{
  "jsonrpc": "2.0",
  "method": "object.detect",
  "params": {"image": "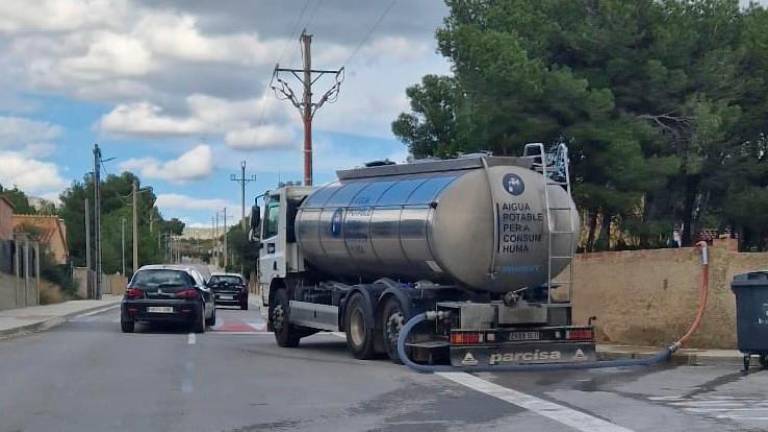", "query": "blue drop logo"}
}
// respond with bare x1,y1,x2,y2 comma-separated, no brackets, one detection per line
502,173,525,196
330,208,343,237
